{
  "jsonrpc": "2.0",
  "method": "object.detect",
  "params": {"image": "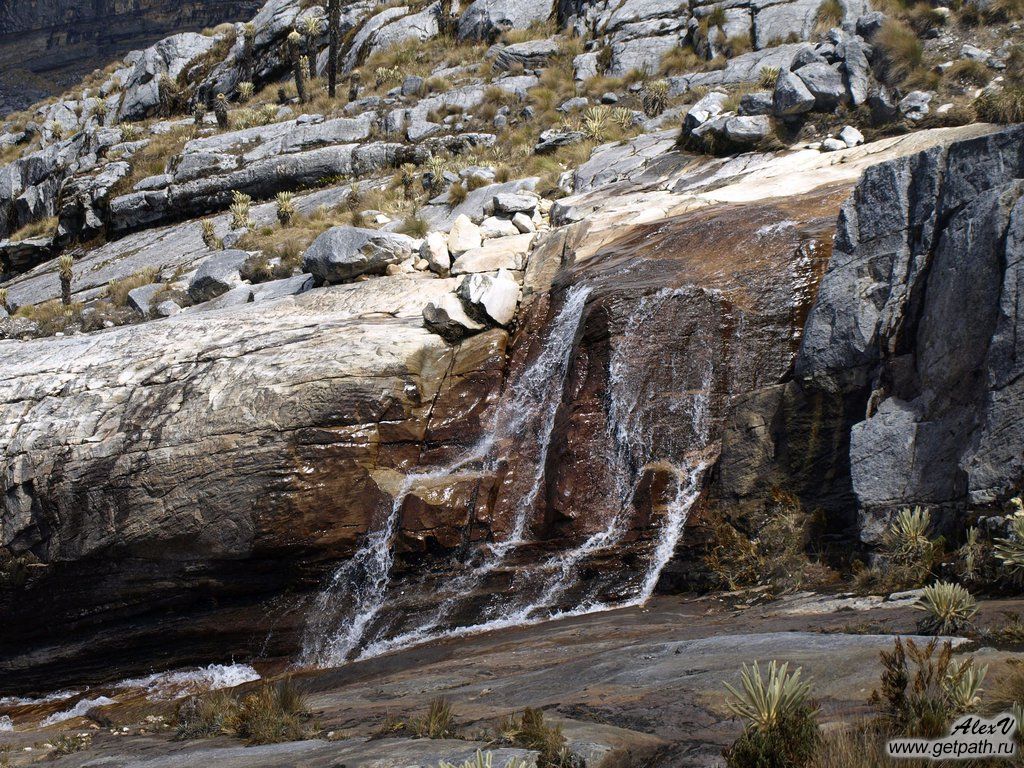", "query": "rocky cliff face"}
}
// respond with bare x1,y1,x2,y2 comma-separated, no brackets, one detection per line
0,0,262,115
0,0,1021,696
